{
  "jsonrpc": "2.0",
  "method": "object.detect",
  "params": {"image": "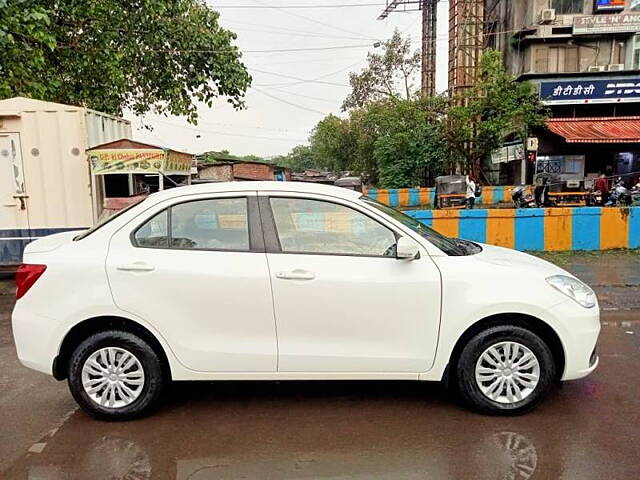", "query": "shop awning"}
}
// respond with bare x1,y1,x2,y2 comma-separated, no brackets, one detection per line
546,117,640,144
